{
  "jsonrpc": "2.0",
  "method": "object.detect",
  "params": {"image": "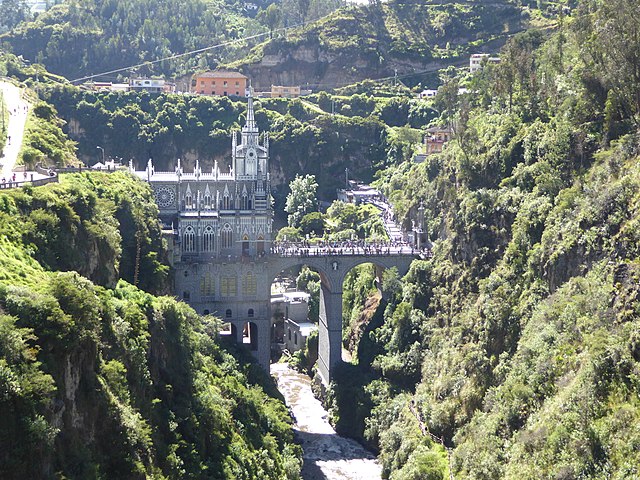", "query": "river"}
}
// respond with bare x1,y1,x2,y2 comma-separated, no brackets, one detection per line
271,363,382,480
